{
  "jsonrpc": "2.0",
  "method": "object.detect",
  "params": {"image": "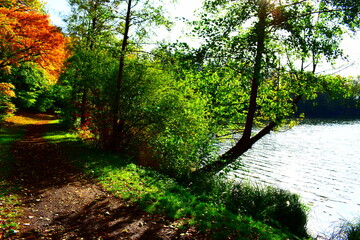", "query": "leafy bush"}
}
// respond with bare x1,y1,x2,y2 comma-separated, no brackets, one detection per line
0,63,61,113
186,175,309,238
60,50,215,179
225,182,309,238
